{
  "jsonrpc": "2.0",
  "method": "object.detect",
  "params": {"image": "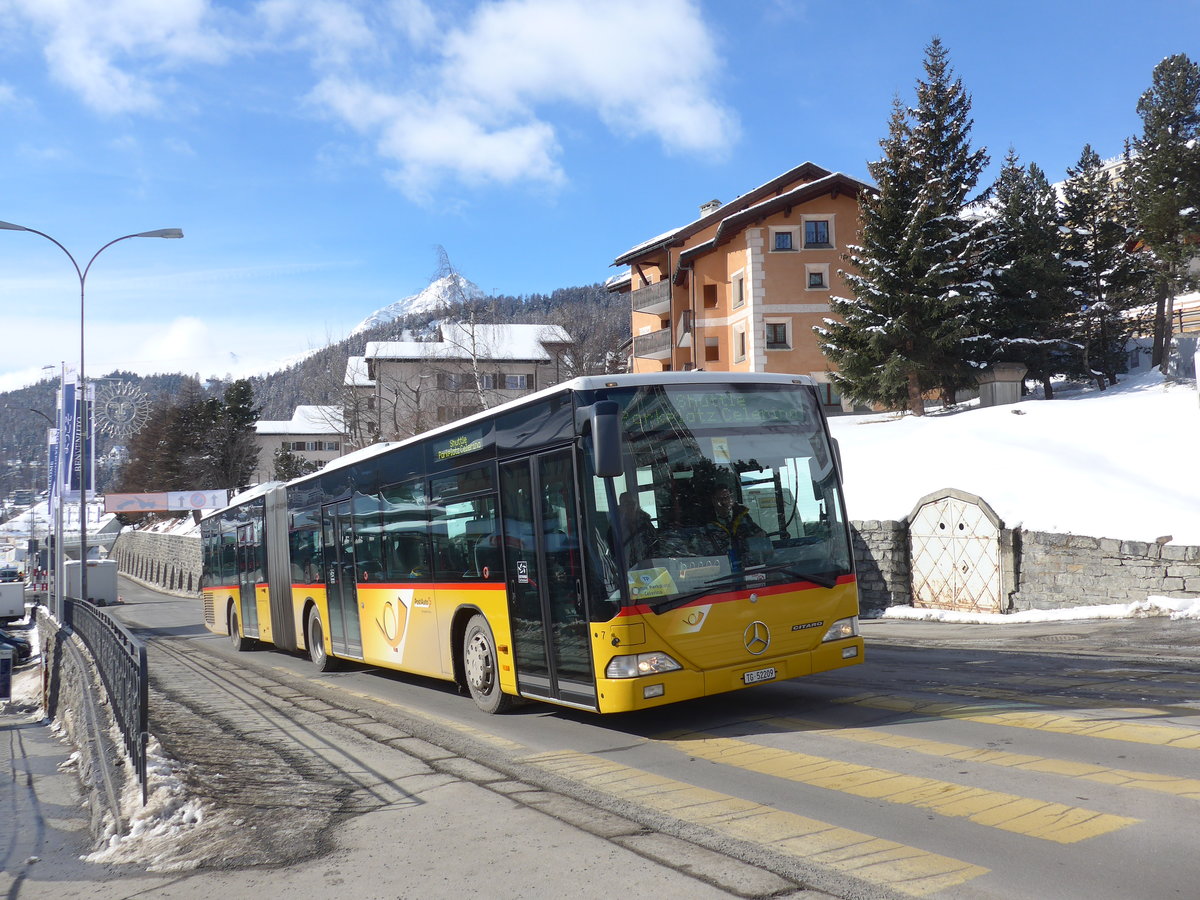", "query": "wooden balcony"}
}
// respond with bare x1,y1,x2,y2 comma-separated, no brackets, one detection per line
633,327,672,360
631,279,671,315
